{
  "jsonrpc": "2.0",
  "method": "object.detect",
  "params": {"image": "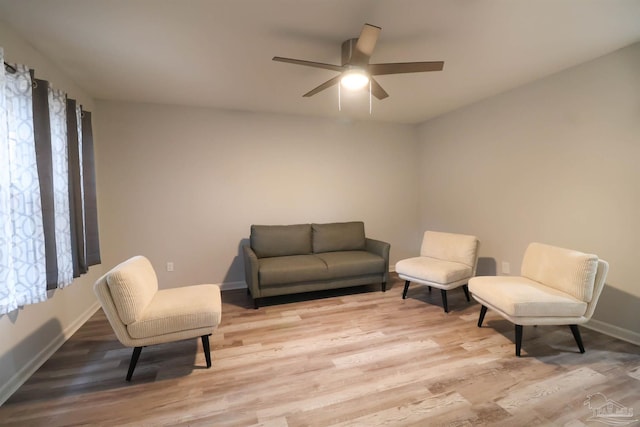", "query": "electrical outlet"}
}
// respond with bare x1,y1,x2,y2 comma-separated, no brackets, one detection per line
501,261,510,275
166,262,174,272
